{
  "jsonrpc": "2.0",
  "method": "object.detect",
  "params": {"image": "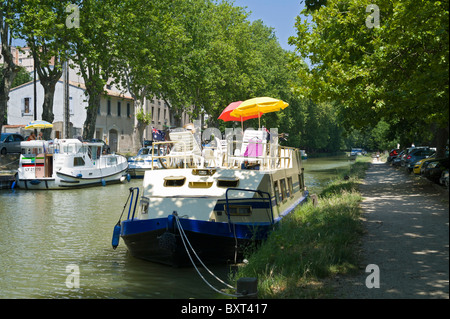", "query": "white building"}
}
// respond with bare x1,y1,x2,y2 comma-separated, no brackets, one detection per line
0,46,35,73
6,79,135,153
4,46,195,151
